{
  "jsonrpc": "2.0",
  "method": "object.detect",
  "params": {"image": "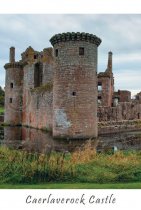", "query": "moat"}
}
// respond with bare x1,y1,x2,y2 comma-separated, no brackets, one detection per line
0,126,141,153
